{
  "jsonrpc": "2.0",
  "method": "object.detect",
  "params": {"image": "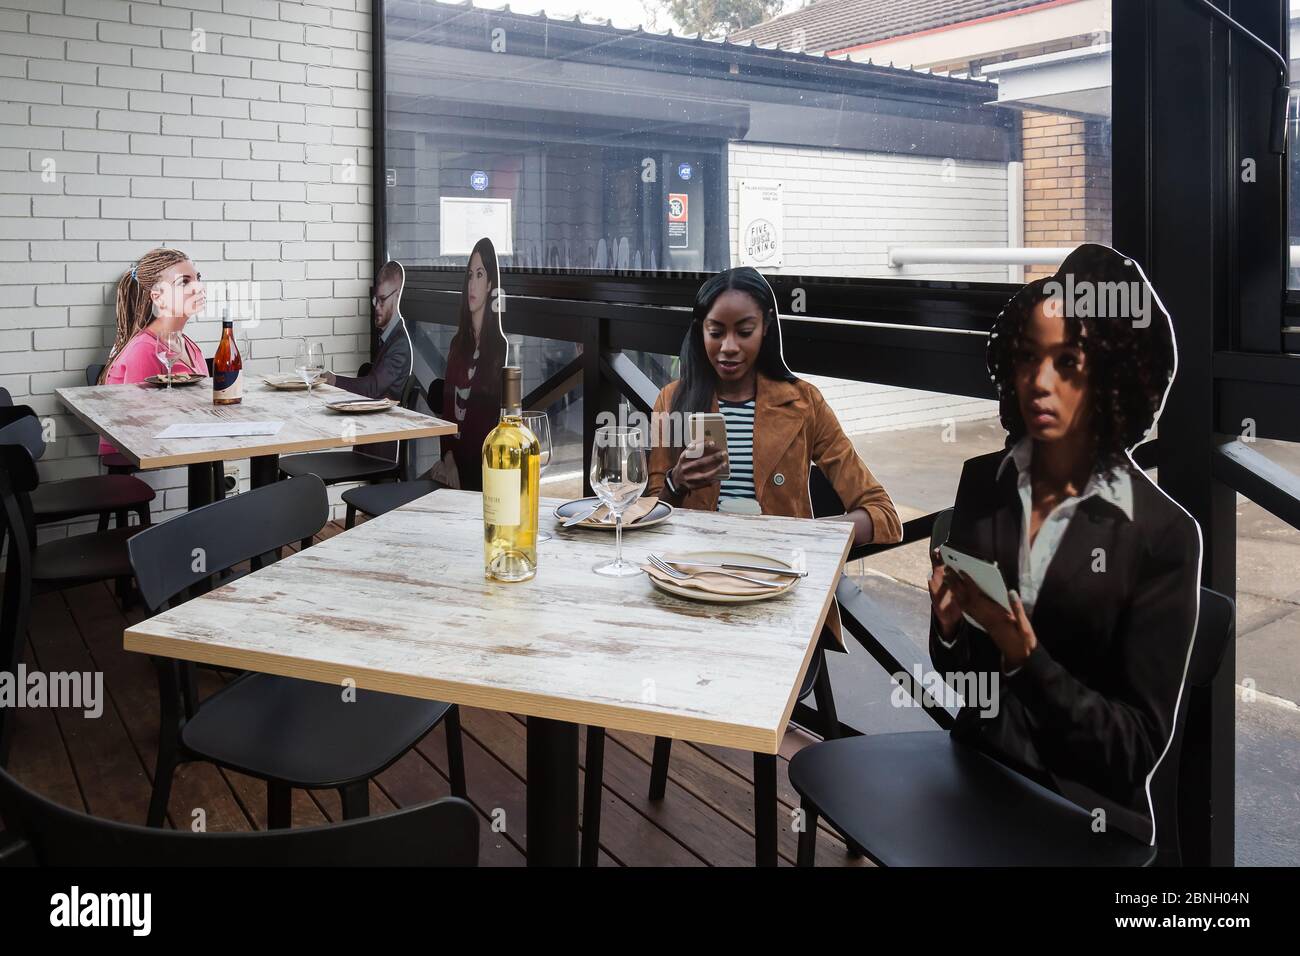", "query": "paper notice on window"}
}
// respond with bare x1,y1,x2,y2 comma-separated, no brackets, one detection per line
156,421,284,439
738,180,783,268
440,197,513,257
